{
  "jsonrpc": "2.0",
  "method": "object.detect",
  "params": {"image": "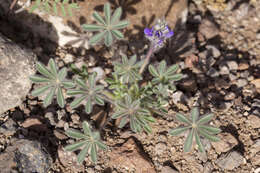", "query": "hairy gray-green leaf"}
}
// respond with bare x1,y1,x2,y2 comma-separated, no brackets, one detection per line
67,74,105,114
65,121,107,163
112,94,154,133
29,0,79,16
30,58,74,108
169,107,221,153
82,2,129,47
